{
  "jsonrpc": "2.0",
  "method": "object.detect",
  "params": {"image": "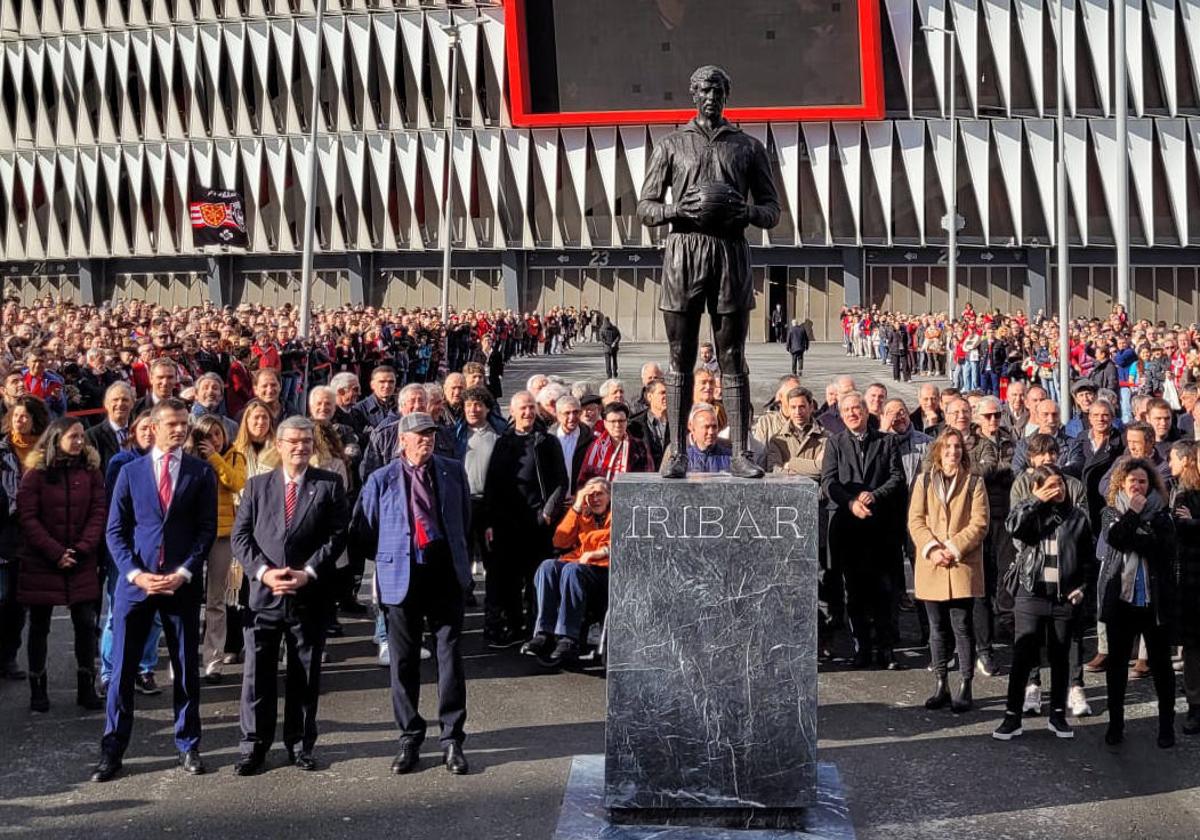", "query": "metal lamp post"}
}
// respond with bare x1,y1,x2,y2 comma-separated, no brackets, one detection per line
439,15,487,325
1055,0,1071,406
297,0,326,339
922,24,959,319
